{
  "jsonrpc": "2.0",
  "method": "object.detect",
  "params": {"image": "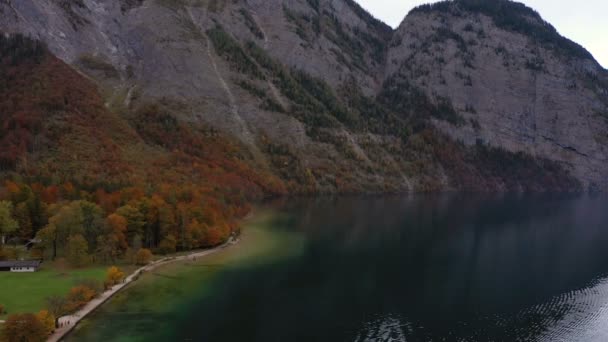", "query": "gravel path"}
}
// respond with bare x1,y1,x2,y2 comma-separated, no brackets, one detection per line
47,238,237,342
